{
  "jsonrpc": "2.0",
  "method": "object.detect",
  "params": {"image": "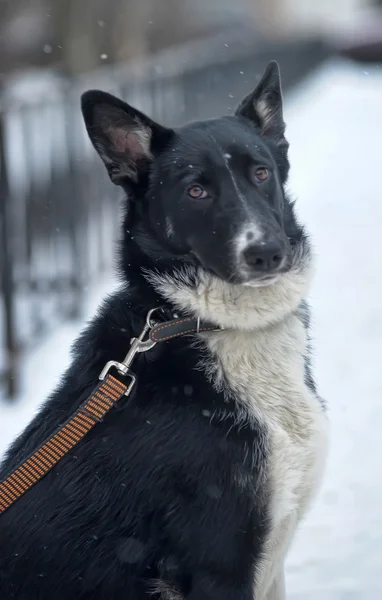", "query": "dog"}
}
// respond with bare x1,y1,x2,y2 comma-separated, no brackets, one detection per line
0,61,328,599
